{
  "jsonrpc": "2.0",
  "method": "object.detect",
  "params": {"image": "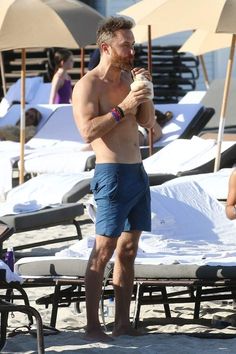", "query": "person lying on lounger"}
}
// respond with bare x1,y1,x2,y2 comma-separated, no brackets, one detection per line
138,110,173,145
0,108,42,143
226,168,236,220
138,120,162,145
